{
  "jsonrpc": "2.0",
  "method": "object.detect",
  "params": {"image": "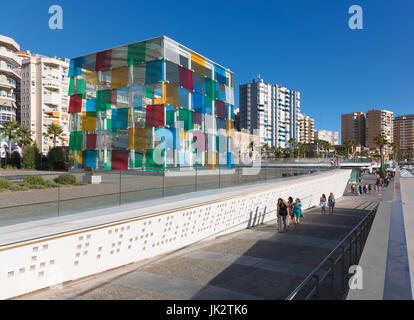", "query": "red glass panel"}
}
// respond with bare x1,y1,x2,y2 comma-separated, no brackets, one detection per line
179,66,193,91
69,94,82,113
112,150,129,170
86,134,97,150
146,104,165,128
95,50,112,72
